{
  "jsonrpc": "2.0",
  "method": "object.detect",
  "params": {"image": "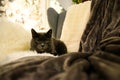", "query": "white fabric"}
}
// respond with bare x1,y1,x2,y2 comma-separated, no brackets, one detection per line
0,18,31,63
60,1,91,52
0,51,55,65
